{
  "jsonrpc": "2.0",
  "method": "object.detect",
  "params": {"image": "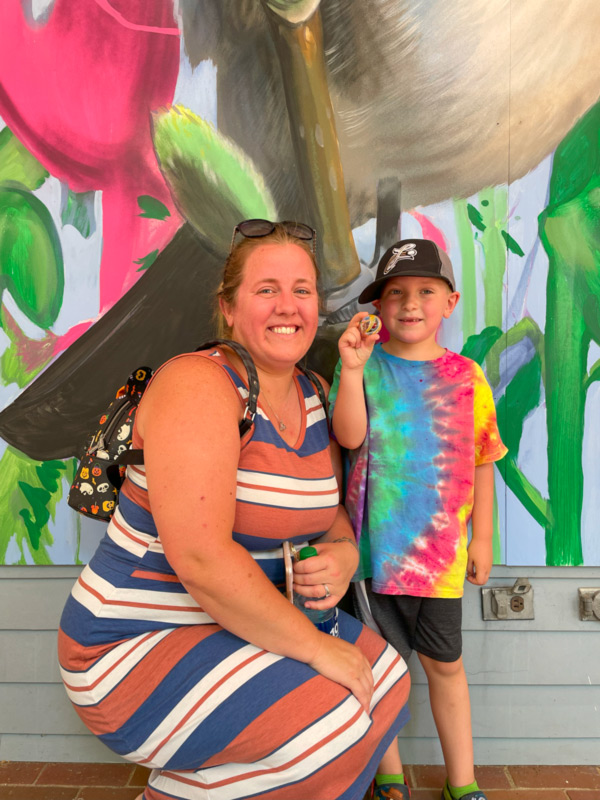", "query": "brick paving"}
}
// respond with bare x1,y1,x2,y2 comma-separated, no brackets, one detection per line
0,762,599,799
